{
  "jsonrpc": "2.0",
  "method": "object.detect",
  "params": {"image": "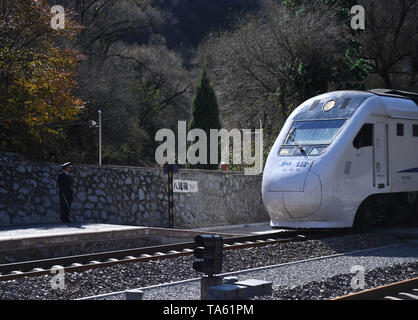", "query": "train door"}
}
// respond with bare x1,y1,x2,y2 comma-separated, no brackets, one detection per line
374,122,388,189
